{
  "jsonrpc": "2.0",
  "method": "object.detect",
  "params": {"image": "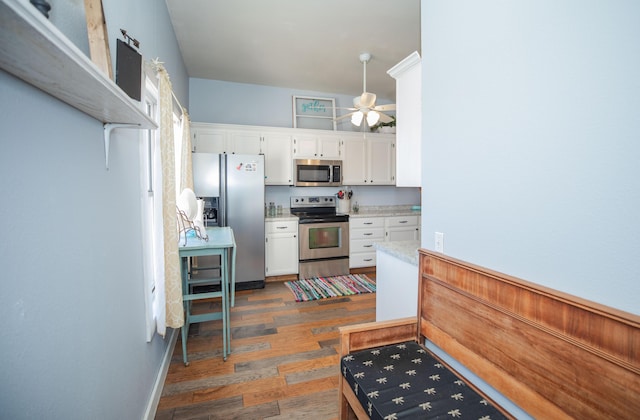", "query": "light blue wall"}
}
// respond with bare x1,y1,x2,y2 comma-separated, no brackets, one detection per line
421,0,640,315
0,1,188,418
189,78,392,130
